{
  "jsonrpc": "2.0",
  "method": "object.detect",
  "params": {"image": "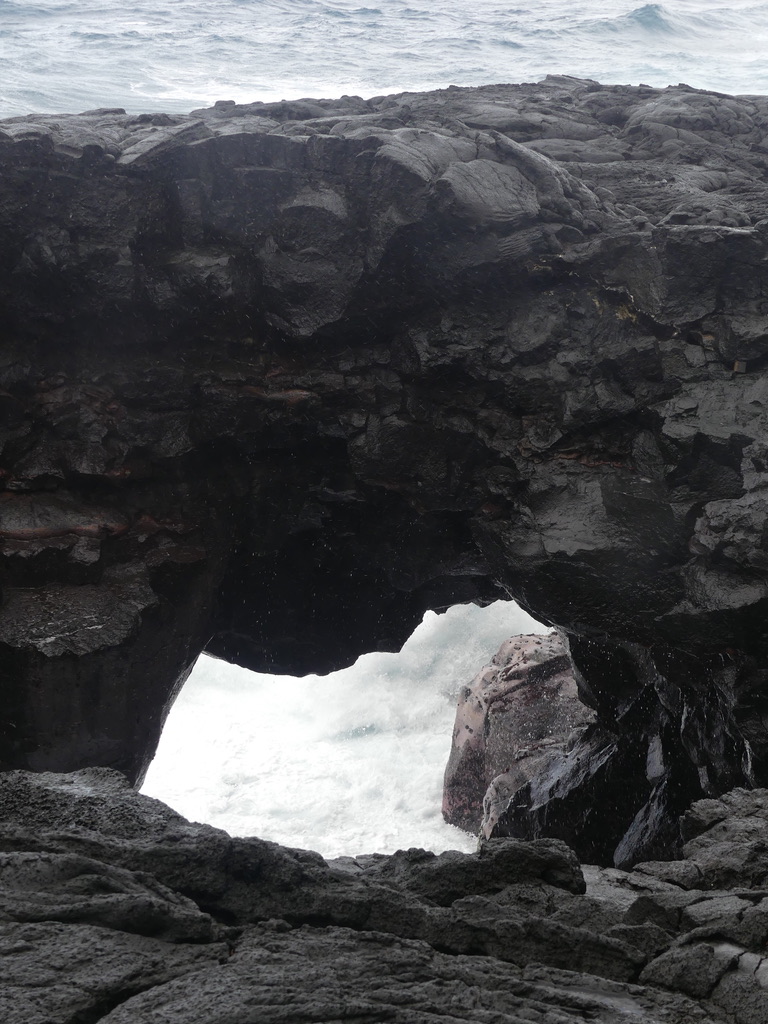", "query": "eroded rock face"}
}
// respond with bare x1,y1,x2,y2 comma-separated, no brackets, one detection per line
443,632,595,832
3,769,768,1023
4,78,768,861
